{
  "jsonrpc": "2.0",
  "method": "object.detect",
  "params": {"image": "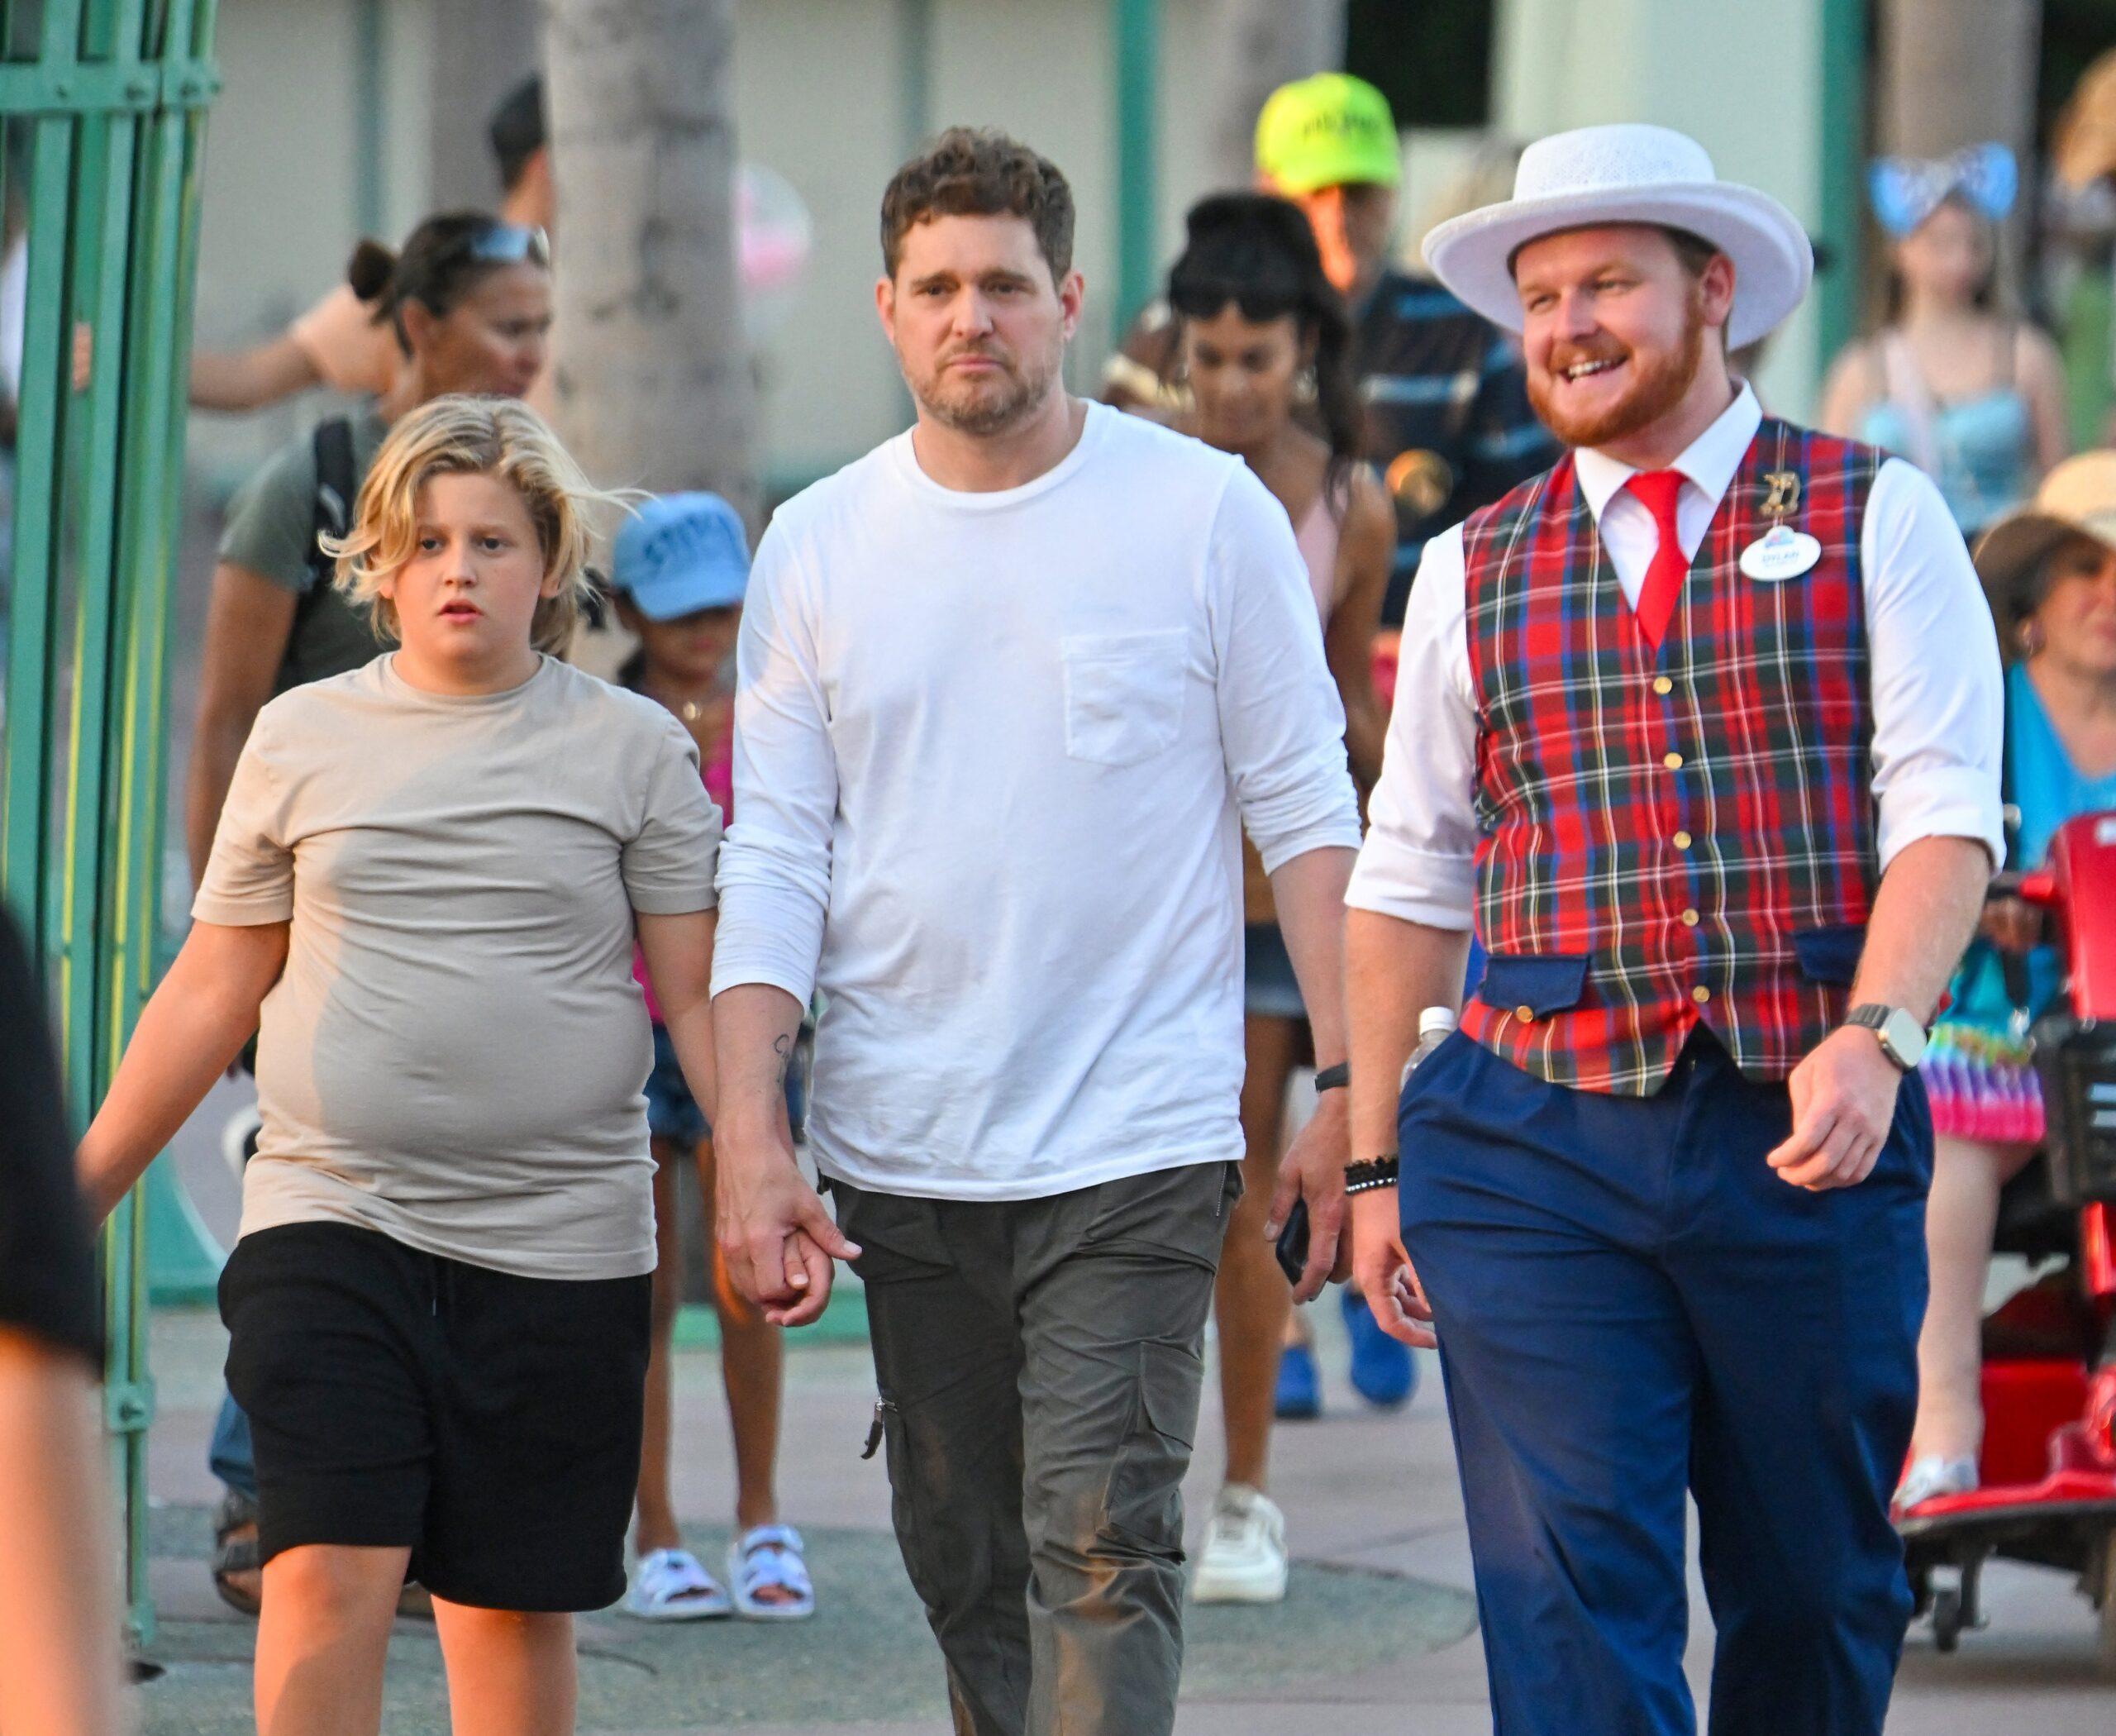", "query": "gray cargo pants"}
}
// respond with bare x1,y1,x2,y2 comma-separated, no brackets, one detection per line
833,1159,1241,1736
